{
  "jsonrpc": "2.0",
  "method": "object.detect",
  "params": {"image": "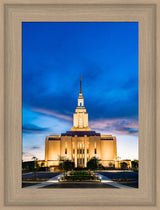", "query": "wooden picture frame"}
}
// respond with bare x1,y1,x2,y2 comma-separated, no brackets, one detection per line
0,0,159,209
